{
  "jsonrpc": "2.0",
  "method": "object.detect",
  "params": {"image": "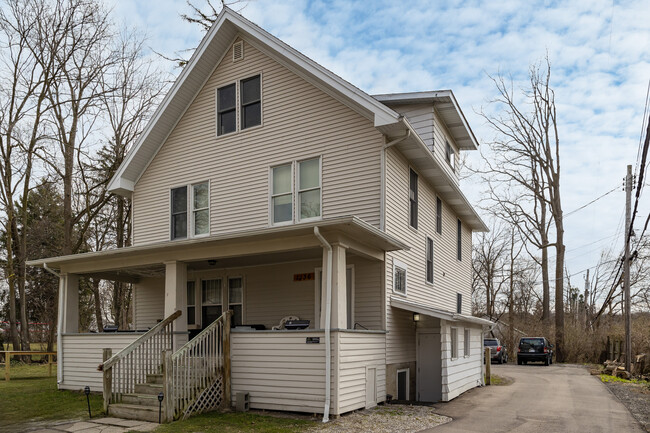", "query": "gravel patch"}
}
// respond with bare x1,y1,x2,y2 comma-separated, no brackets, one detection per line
602,379,650,432
308,405,451,433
